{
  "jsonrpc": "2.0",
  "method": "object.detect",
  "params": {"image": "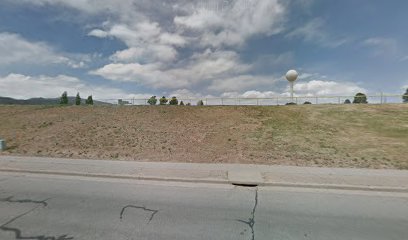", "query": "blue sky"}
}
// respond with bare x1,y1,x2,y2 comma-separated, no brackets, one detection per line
0,0,407,100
